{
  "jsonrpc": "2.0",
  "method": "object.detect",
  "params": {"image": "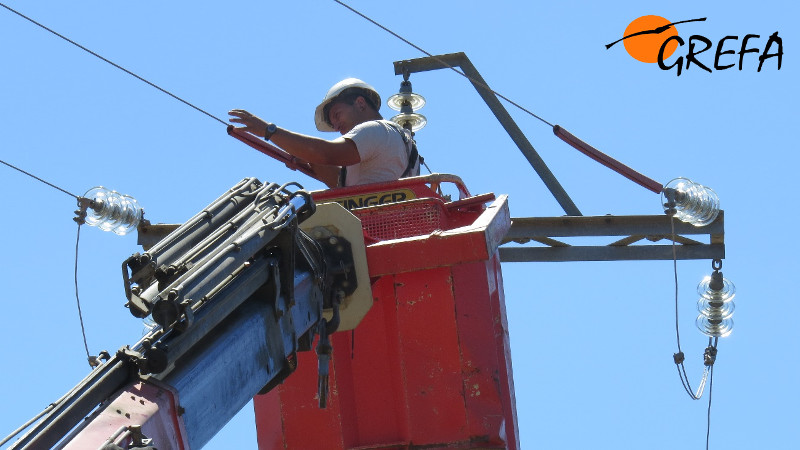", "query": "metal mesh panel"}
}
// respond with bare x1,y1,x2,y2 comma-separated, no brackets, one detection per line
355,200,447,241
